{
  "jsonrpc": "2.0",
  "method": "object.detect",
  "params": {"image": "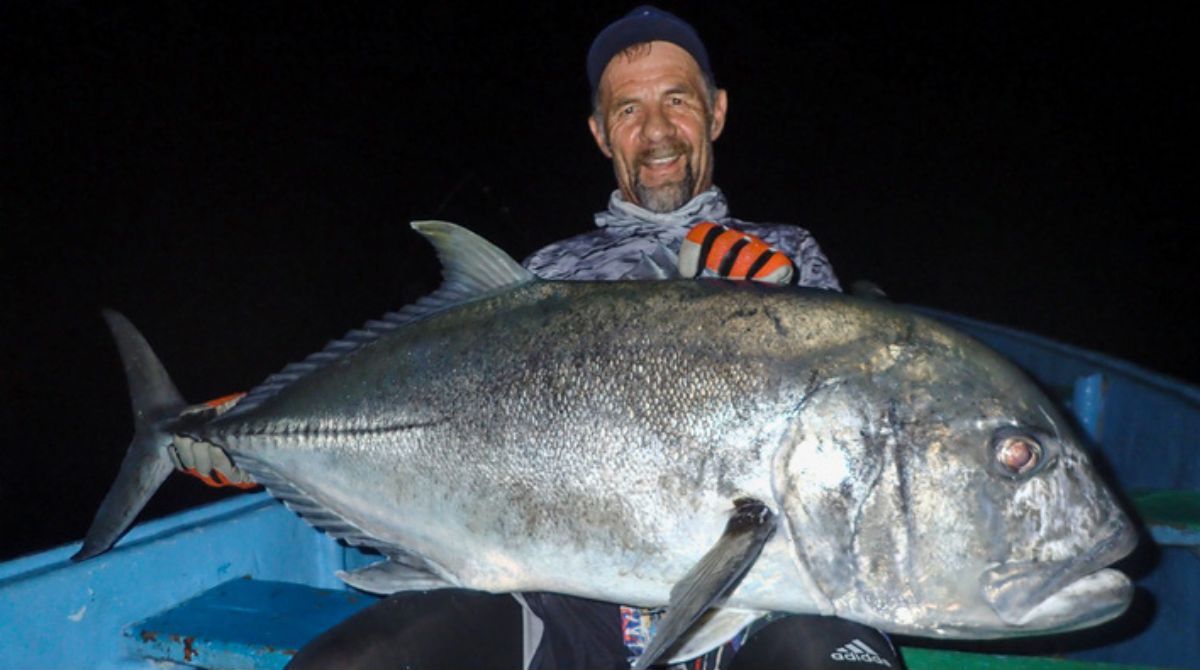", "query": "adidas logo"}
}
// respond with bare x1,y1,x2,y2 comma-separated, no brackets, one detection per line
830,639,892,666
